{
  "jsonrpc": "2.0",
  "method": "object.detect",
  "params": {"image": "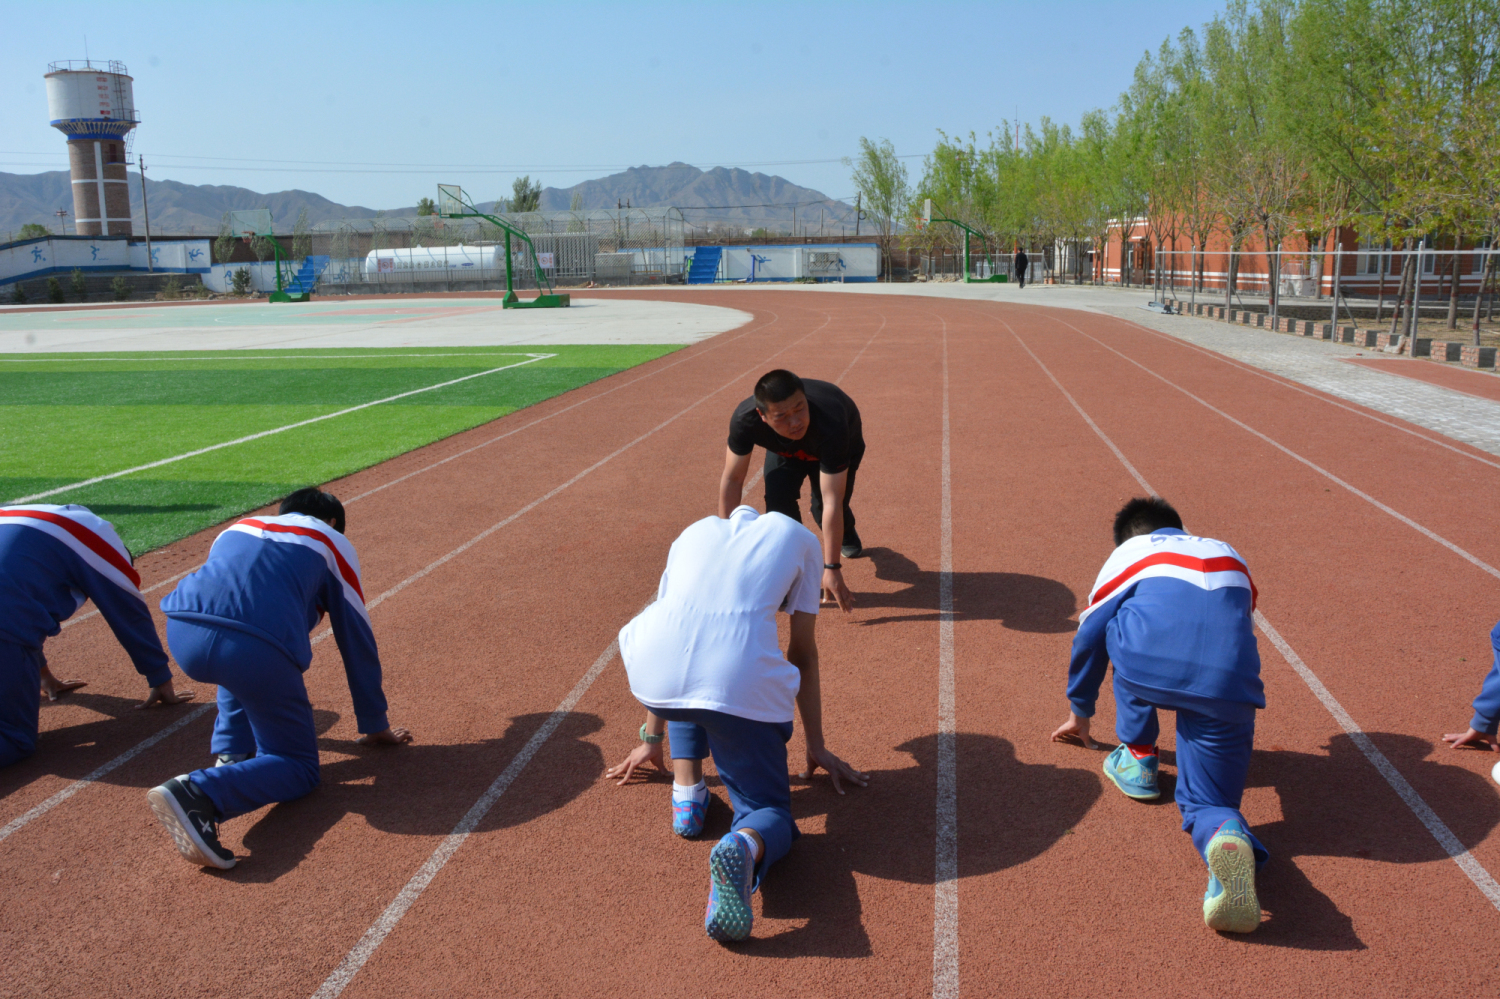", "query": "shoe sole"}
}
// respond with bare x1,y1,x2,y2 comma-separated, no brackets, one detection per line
146,786,236,870
1102,760,1160,801
705,840,753,942
1204,833,1259,933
